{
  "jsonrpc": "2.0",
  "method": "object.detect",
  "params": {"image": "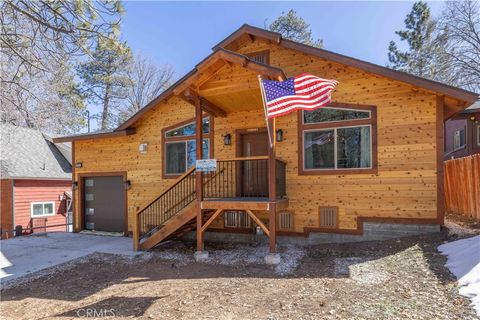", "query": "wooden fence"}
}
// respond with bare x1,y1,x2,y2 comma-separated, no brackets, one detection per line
444,154,480,220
